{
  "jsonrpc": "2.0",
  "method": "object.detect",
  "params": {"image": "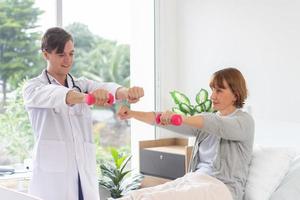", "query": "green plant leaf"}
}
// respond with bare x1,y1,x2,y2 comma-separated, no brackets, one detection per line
194,104,204,113
112,169,123,186
179,103,194,115
111,188,122,198
110,148,120,167
116,170,131,184
195,88,208,104
99,179,114,190
120,155,132,173
116,156,127,170
203,99,212,111
100,164,116,181
170,90,191,105
172,107,187,115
